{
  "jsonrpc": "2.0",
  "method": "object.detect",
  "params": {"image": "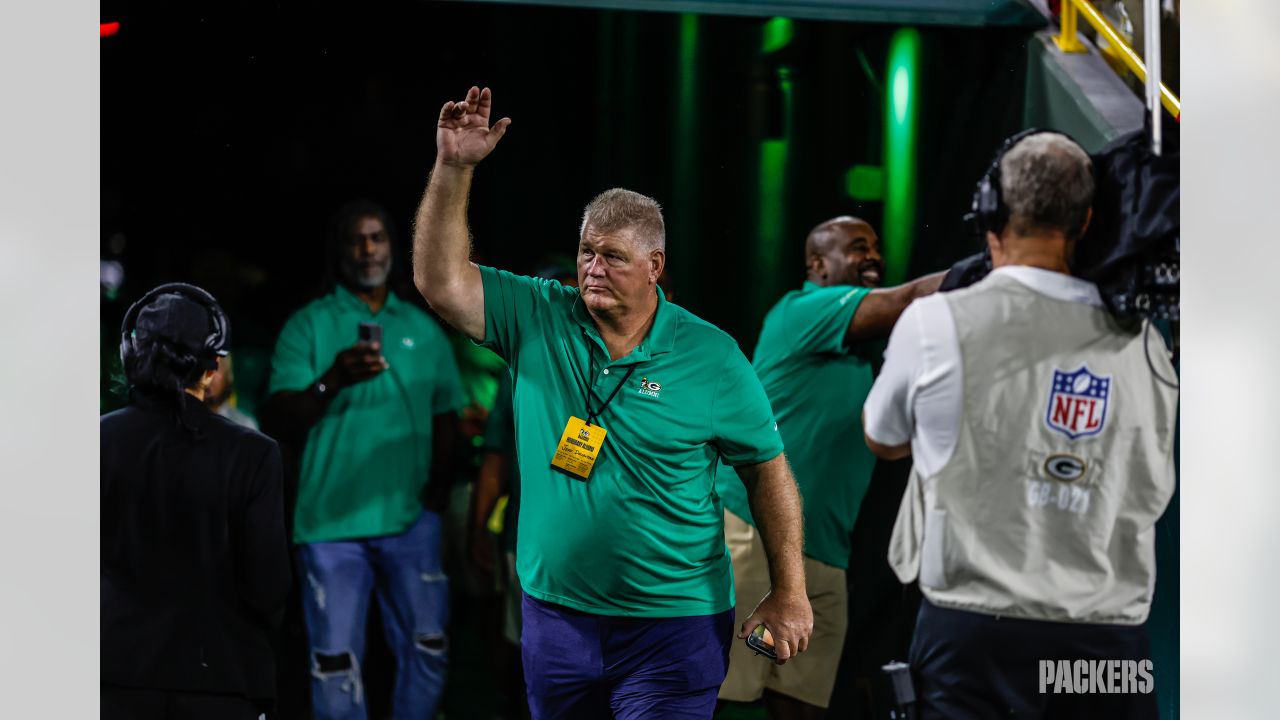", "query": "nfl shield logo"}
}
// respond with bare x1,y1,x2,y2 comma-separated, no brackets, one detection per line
1045,365,1111,440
